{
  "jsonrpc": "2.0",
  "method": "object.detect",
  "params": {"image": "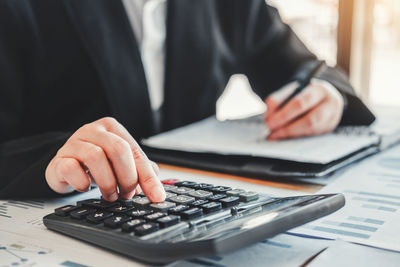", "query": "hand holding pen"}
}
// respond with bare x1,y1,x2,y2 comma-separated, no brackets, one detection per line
264,61,345,140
